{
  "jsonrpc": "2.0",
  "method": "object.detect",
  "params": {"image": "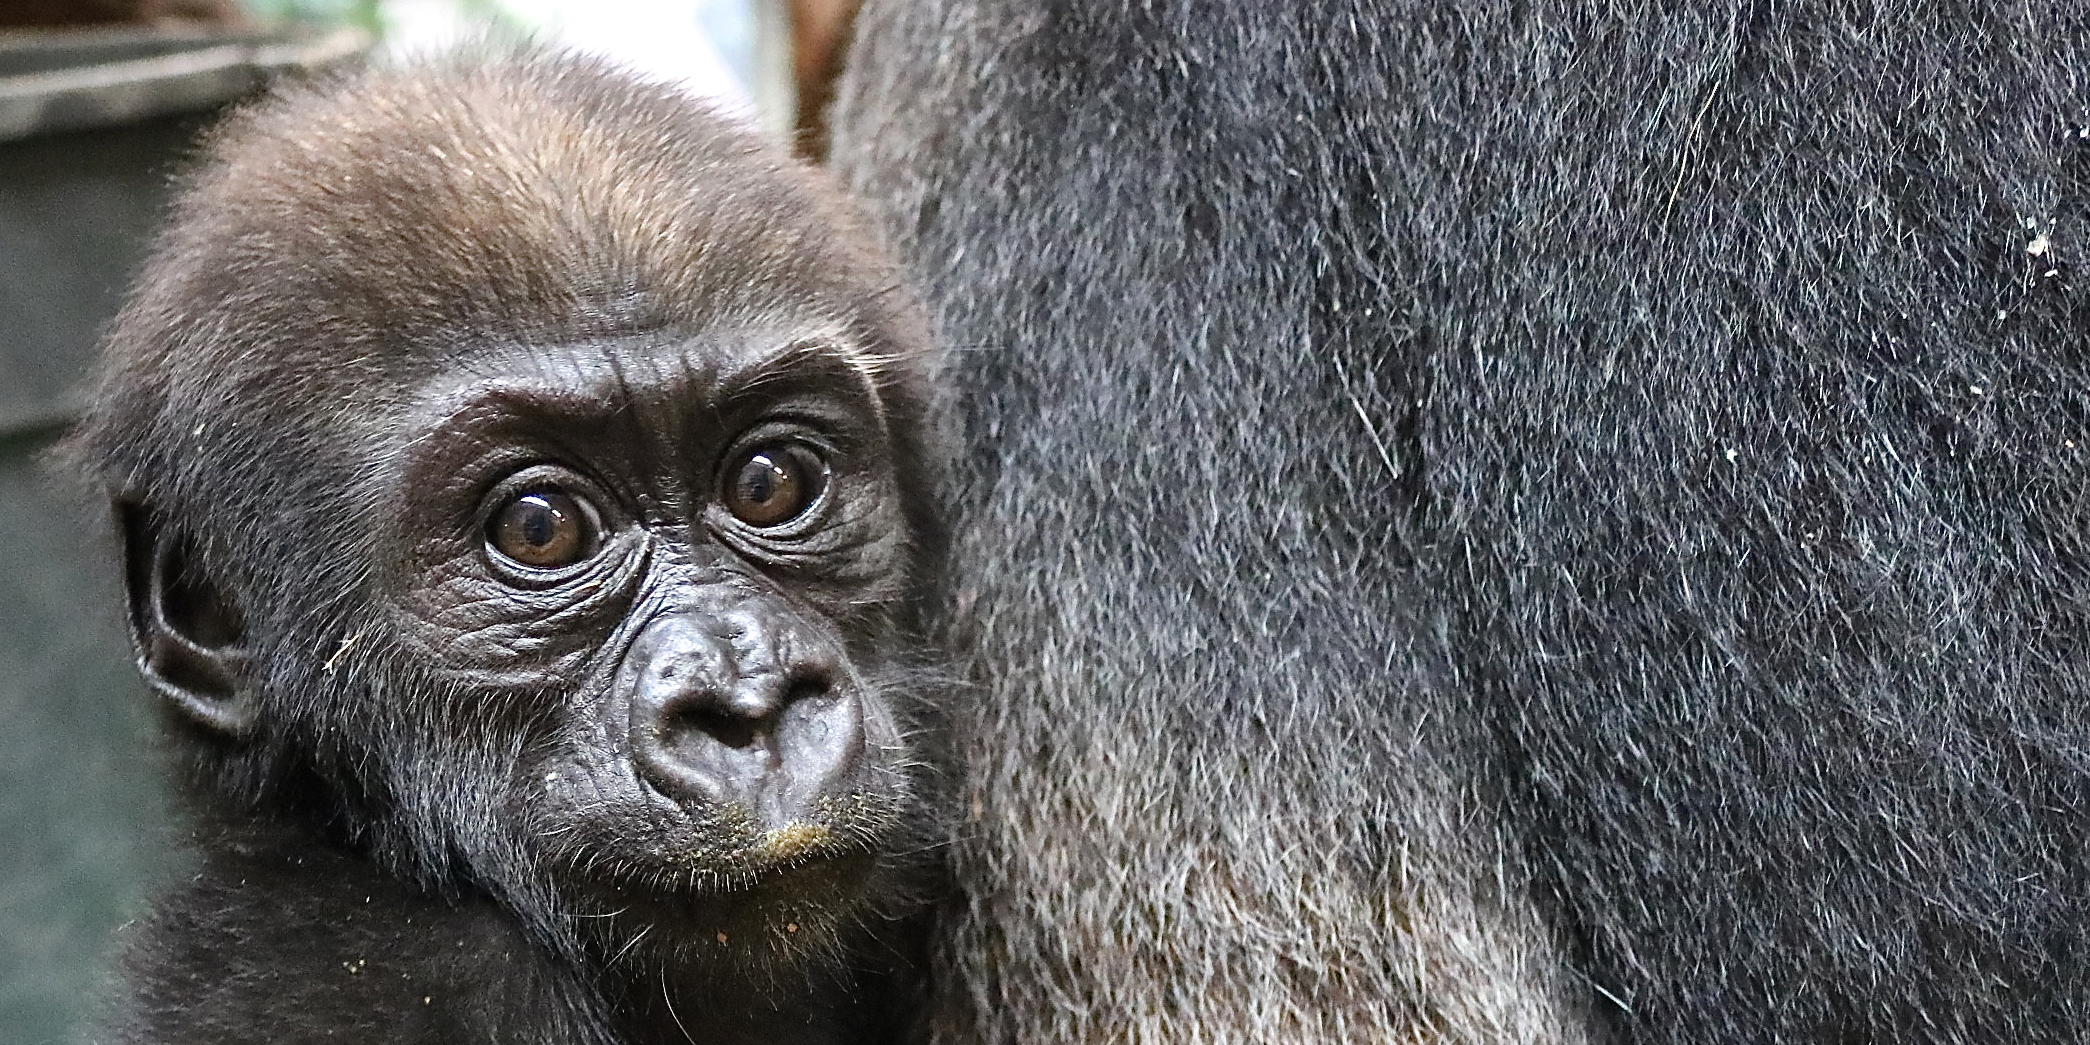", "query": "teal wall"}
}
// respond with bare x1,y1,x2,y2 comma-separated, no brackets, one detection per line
0,113,200,1045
